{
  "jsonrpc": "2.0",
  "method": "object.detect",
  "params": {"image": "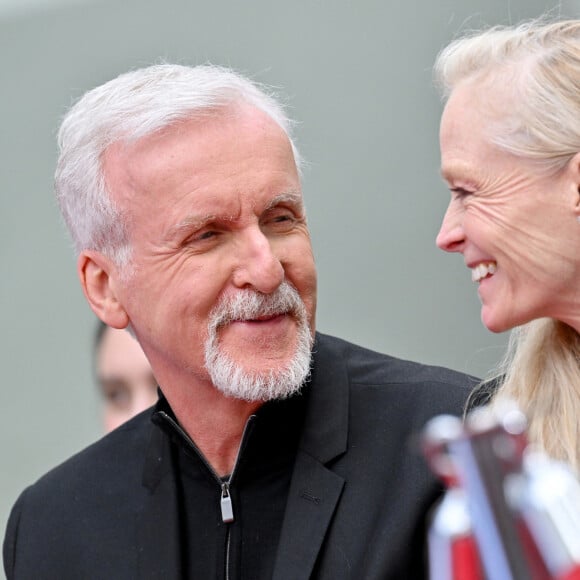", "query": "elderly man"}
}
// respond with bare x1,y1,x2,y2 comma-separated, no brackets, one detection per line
3,64,473,579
